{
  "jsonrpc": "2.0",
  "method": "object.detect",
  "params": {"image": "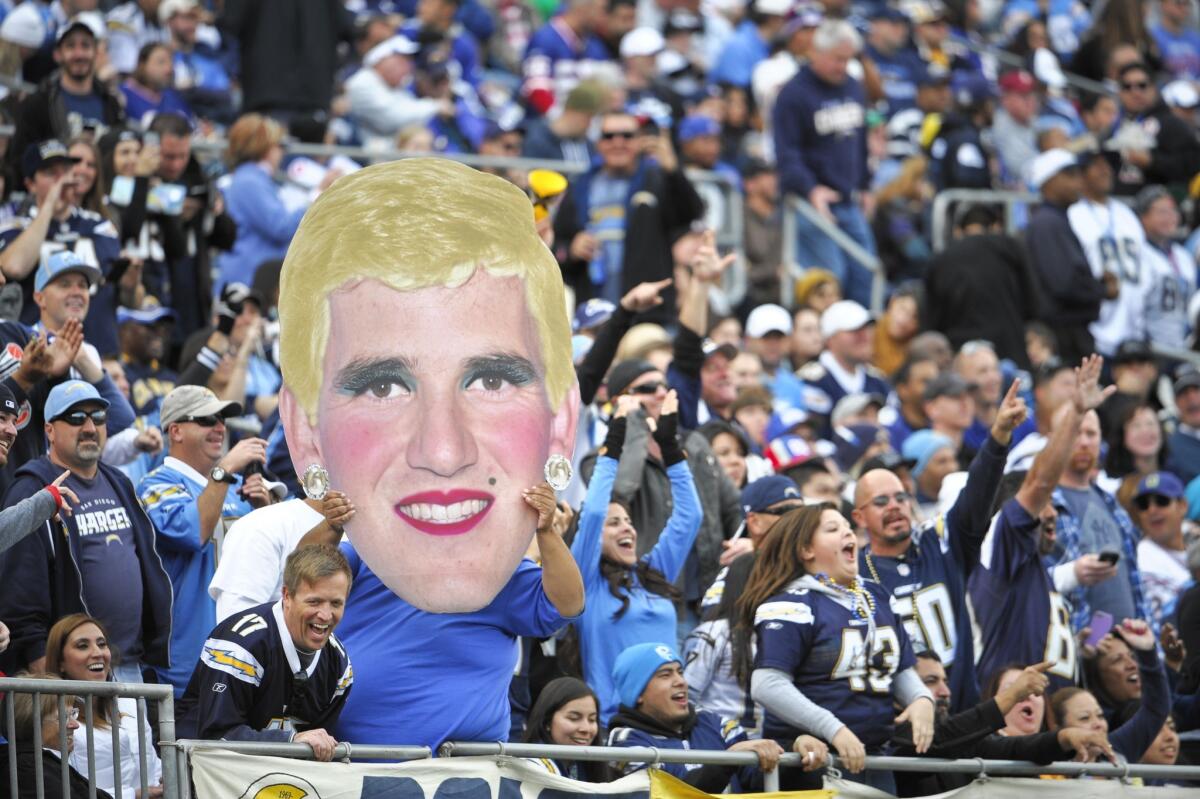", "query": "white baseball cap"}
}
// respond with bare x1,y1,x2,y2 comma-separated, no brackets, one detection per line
1164,79,1200,110
0,3,46,48
746,303,793,338
364,35,419,67
620,27,665,59
820,300,873,339
1029,148,1078,190
159,0,201,24
756,0,794,15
